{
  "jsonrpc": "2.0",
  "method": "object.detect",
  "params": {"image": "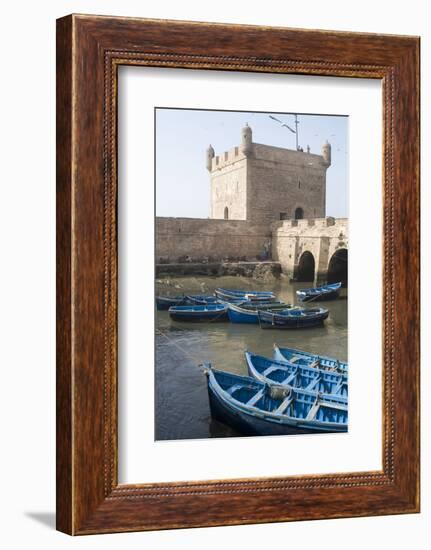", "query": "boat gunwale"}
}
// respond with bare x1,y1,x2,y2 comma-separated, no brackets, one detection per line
245,351,348,383
168,304,227,313
274,345,348,372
